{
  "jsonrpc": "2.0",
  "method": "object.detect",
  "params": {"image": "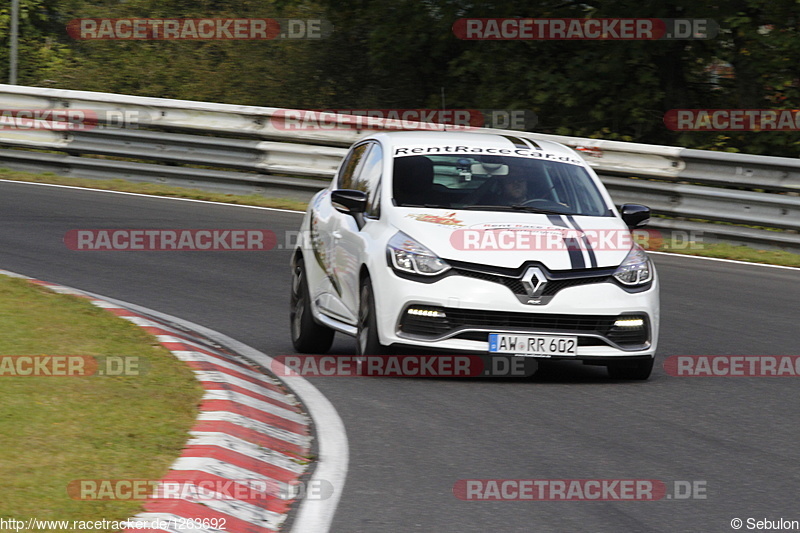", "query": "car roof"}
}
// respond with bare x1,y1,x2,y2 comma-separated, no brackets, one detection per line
365,130,581,160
